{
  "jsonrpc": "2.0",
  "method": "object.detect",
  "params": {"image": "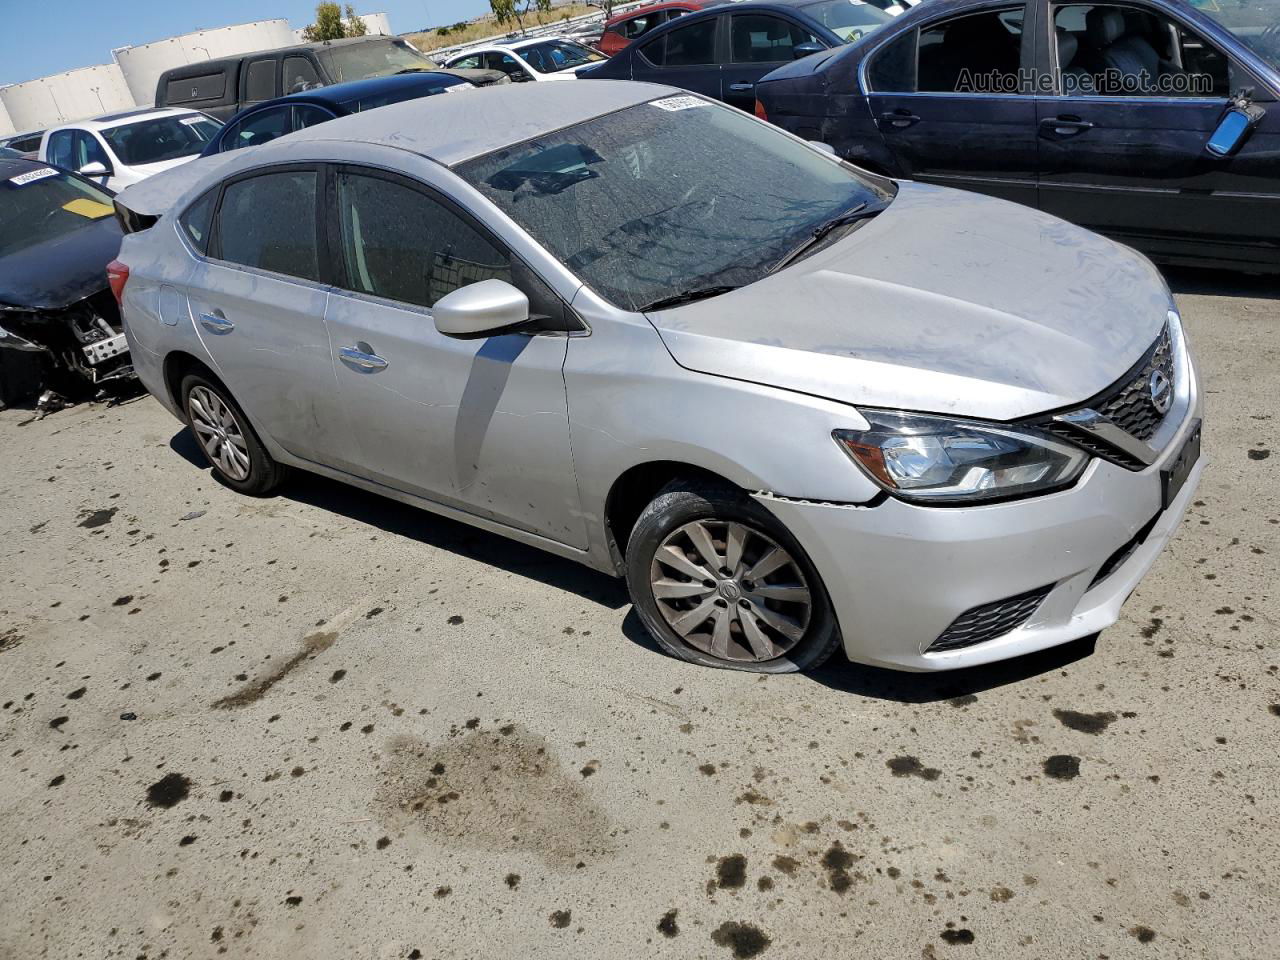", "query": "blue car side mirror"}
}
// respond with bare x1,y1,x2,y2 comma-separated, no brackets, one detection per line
1206,96,1265,158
